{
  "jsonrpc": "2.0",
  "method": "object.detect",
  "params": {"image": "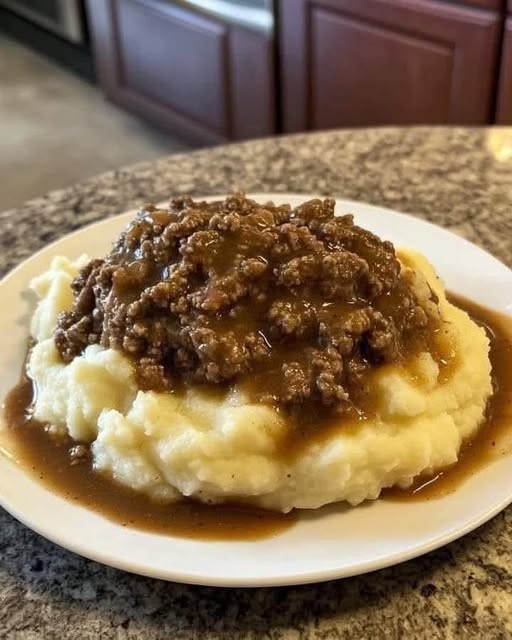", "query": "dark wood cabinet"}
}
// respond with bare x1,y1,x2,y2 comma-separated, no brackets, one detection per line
278,0,502,131
496,16,512,122
87,0,276,145
86,0,512,142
